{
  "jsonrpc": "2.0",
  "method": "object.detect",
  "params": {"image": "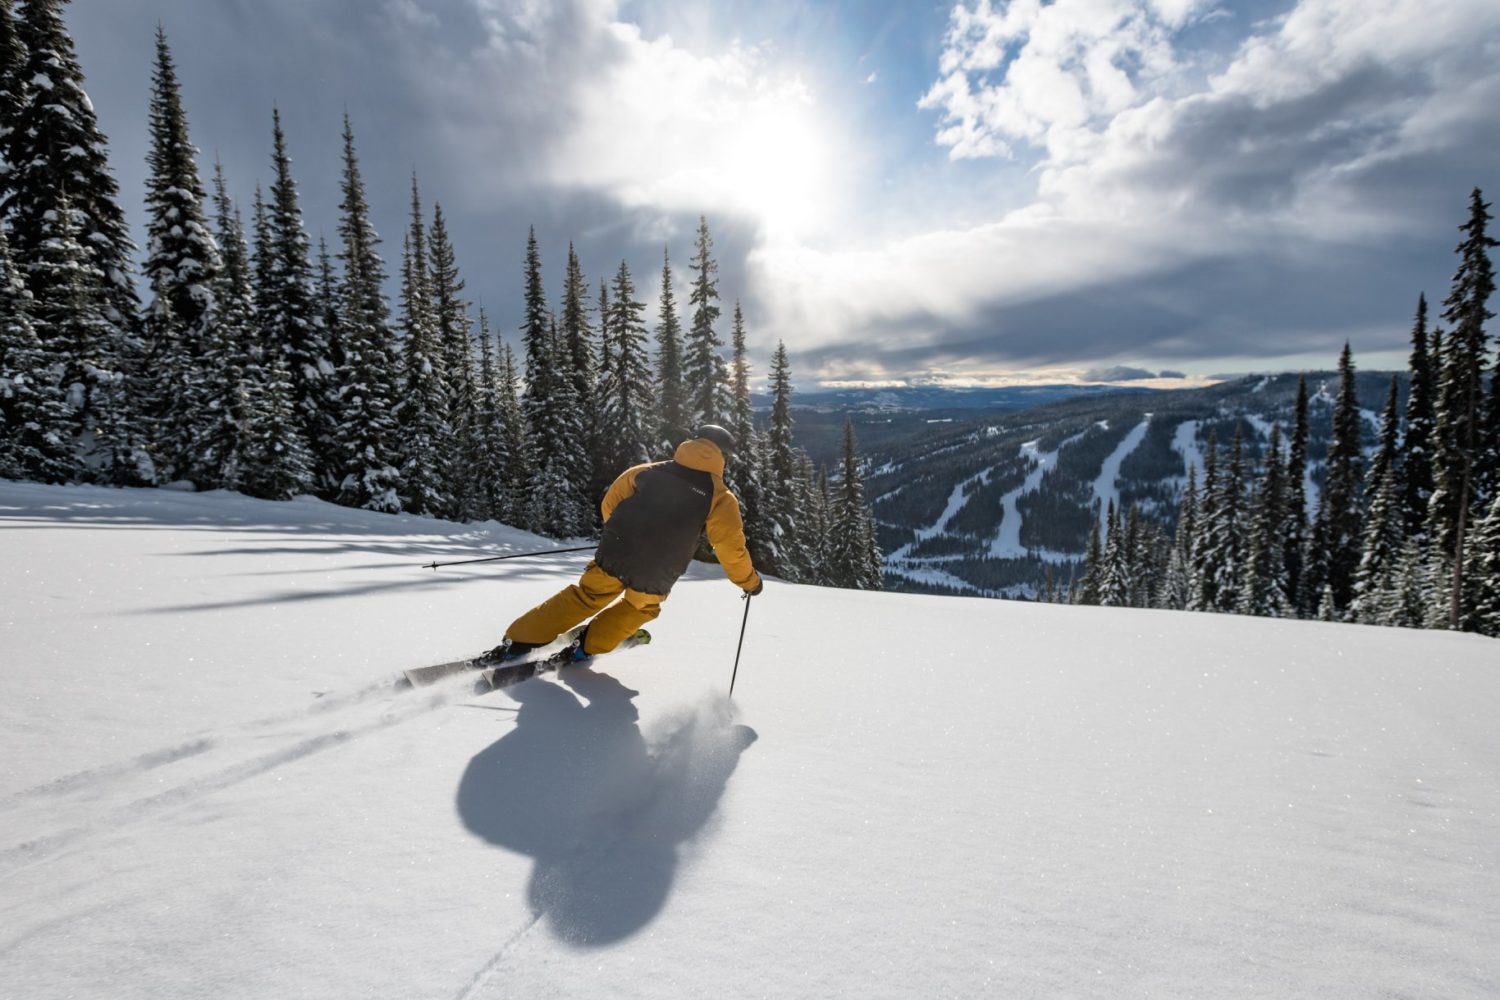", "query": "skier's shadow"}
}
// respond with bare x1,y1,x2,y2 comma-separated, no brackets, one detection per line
456,669,757,947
